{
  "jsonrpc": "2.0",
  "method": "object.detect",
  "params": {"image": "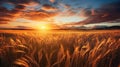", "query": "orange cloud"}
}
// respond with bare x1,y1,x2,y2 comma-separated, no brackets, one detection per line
49,0,55,3
0,21,8,24
23,2,41,11
91,9,96,16
0,0,41,24
0,6,24,24
41,4,58,12
24,11,58,21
